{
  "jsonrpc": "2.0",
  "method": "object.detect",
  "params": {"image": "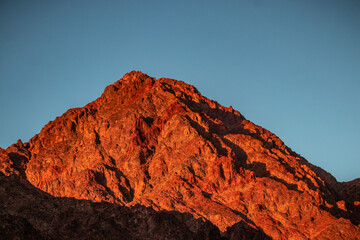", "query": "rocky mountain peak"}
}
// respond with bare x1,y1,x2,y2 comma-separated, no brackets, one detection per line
1,71,359,239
